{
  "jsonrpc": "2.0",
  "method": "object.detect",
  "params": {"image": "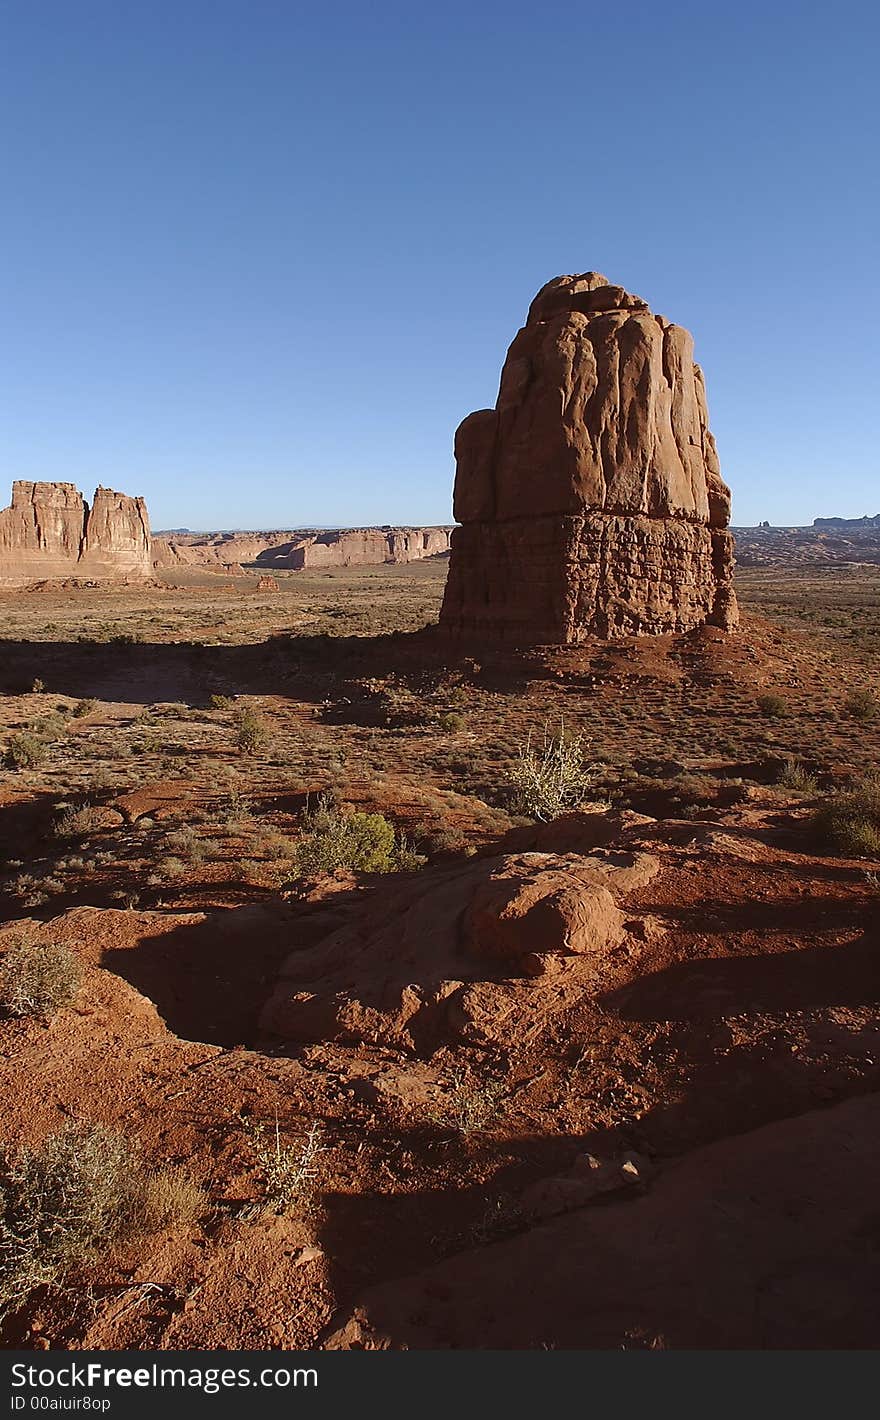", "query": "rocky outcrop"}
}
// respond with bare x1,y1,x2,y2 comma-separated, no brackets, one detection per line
259,843,658,1054
0,482,151,585
439,273,738,642
153,526,452,572
285,526,452,569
